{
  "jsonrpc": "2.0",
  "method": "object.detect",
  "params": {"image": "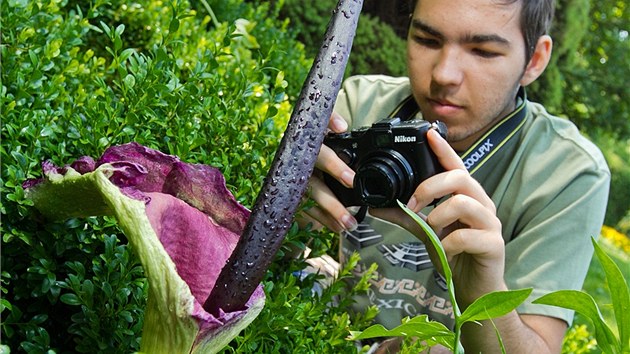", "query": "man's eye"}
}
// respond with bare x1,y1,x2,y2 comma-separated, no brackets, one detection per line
473,48,500,58
413,36,440,48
